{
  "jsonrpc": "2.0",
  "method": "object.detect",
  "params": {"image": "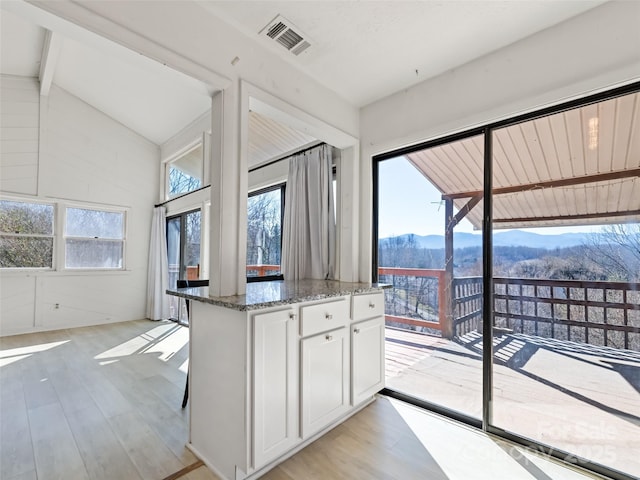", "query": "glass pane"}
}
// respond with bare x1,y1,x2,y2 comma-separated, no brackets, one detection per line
491,91,640,477
0,200,53,235
65,239,123,268
185,211,201,280
378,134,484,420
66,208,124,239
167,216,181,284
247,188,282,277
0,236,53,268
168,144,203,197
